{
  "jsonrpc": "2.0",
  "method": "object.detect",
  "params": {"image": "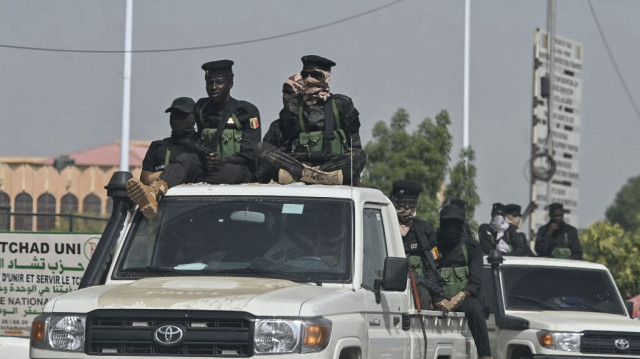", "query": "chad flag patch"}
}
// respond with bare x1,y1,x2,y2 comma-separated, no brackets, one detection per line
431,246,440,260
249,117,260,129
